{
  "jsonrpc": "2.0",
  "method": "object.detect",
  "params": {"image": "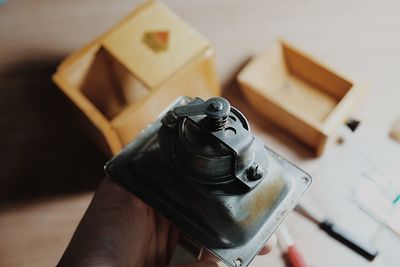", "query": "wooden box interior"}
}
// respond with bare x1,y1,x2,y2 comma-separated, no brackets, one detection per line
256,42,353,127
238,41,364,155
61,46,149,122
